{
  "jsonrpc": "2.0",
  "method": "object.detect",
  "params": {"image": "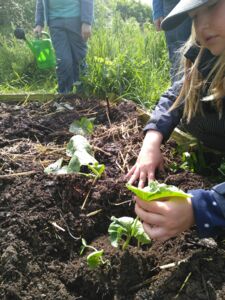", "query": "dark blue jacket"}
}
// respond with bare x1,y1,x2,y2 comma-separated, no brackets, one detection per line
35,0,94,27
144,46,225,238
